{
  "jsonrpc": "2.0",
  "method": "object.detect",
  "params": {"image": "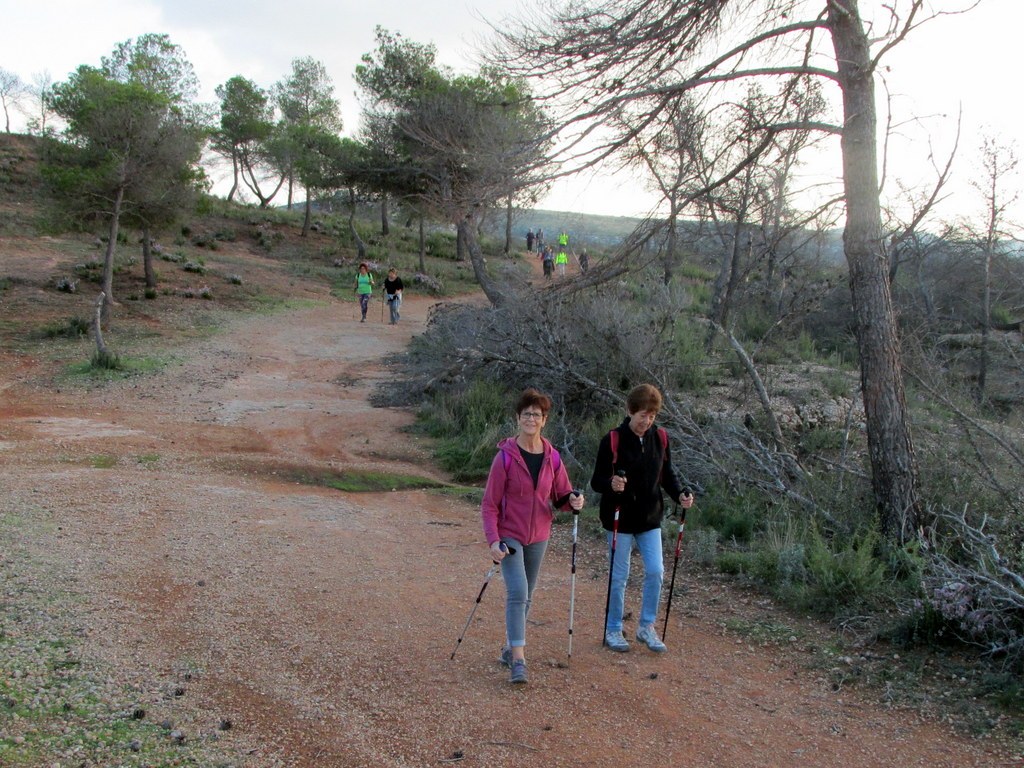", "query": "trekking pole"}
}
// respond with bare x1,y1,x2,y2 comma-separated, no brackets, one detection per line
566,490,582,664
601,470,627,645
450,543,515,660
662,489,693,641
381,290,385,323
